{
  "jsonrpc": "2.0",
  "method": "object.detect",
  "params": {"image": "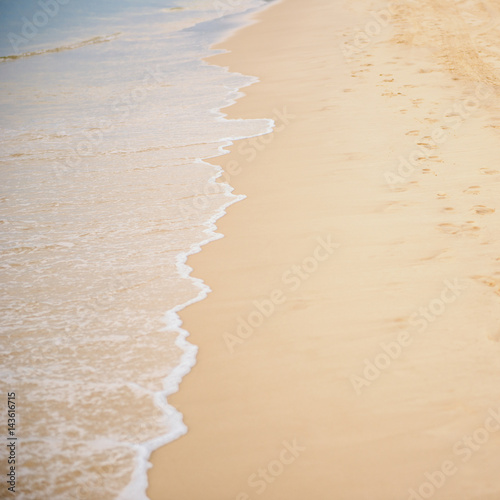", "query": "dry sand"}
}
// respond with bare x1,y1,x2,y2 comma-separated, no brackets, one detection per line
147,0,500,498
